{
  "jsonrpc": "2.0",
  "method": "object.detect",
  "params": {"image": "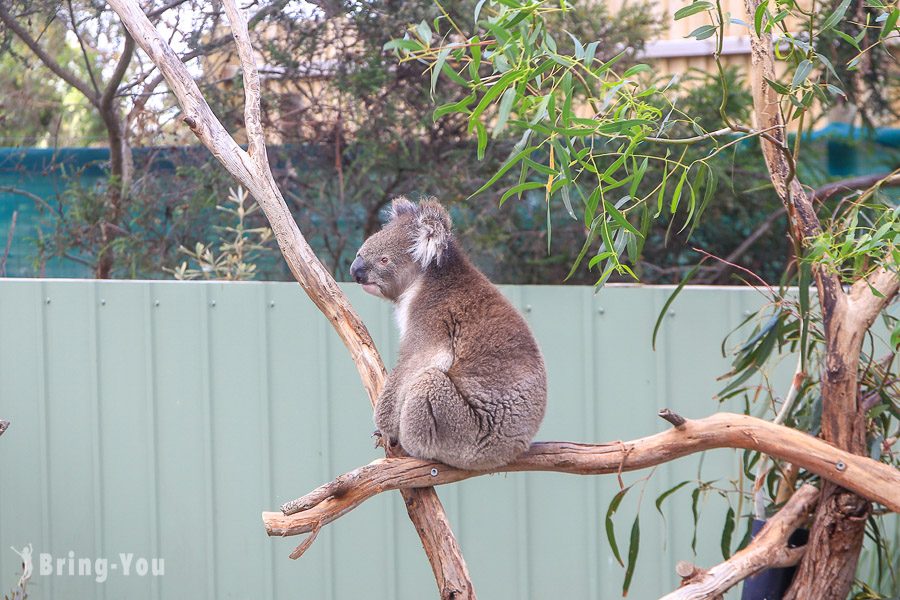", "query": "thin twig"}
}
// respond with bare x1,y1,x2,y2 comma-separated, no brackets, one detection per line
1,210,17,277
